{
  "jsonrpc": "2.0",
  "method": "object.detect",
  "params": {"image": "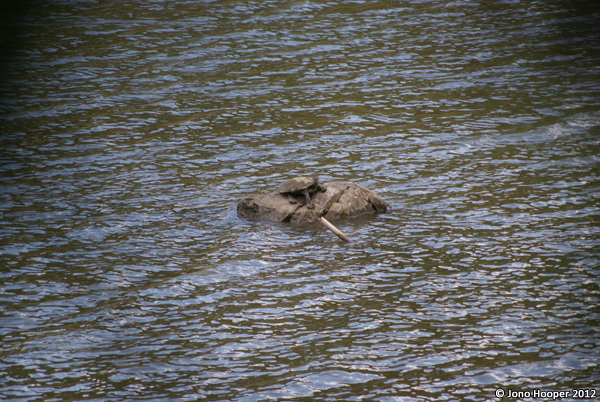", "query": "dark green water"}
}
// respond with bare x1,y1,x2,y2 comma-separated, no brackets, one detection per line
1,1,599,401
